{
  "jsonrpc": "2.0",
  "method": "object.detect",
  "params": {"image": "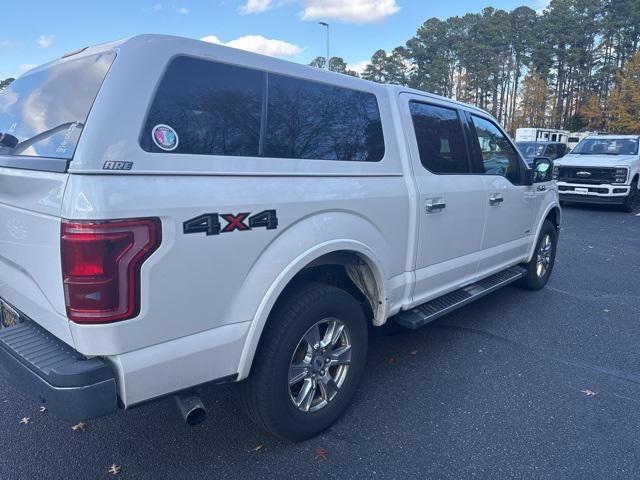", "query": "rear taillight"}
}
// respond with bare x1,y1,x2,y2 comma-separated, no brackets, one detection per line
61,218,161,324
